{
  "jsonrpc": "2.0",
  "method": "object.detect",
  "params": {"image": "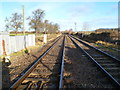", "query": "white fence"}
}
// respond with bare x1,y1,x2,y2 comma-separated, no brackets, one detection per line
0,35,35,56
